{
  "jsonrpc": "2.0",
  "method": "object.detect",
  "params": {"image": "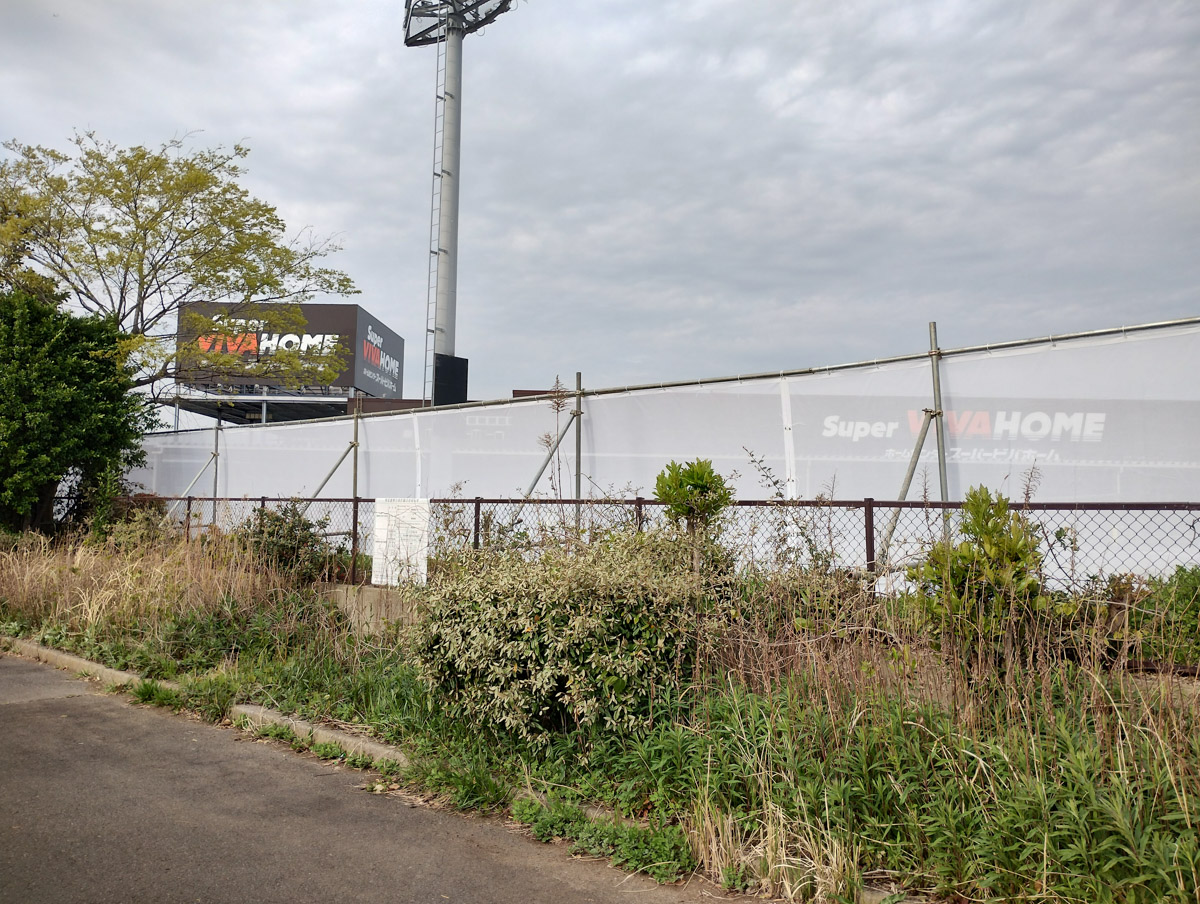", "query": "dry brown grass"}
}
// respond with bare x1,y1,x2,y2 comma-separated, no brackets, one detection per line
0,530,288,630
